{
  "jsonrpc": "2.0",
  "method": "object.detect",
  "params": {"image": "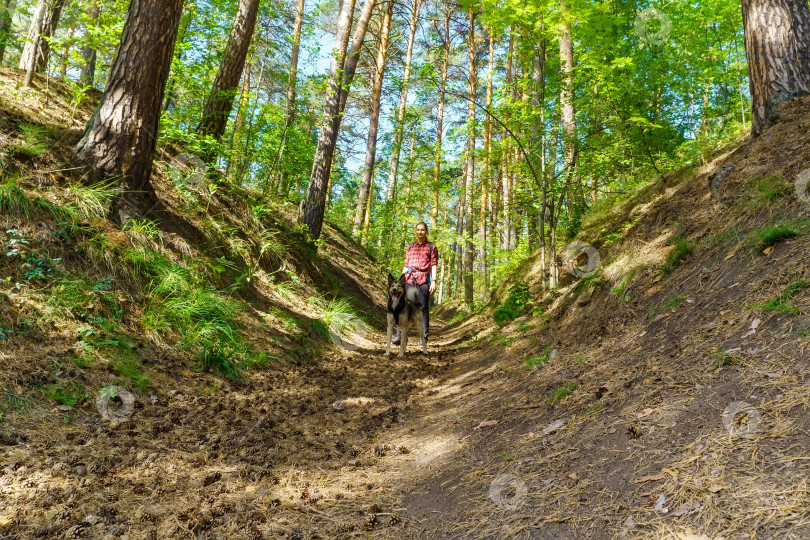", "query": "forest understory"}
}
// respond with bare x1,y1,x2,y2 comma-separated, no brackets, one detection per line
1,62,810,540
